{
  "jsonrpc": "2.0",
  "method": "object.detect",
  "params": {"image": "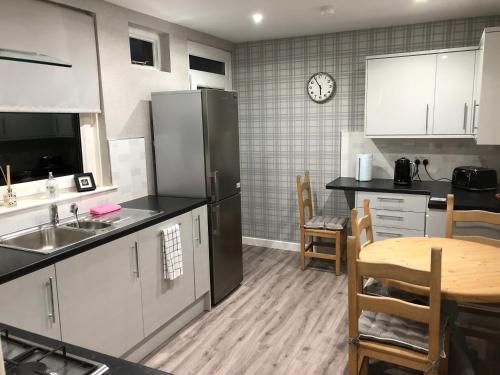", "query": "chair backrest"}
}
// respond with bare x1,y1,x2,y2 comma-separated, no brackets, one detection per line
347,236,443,362
350,199,374,255
296,171,313,227
446,194,500,247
